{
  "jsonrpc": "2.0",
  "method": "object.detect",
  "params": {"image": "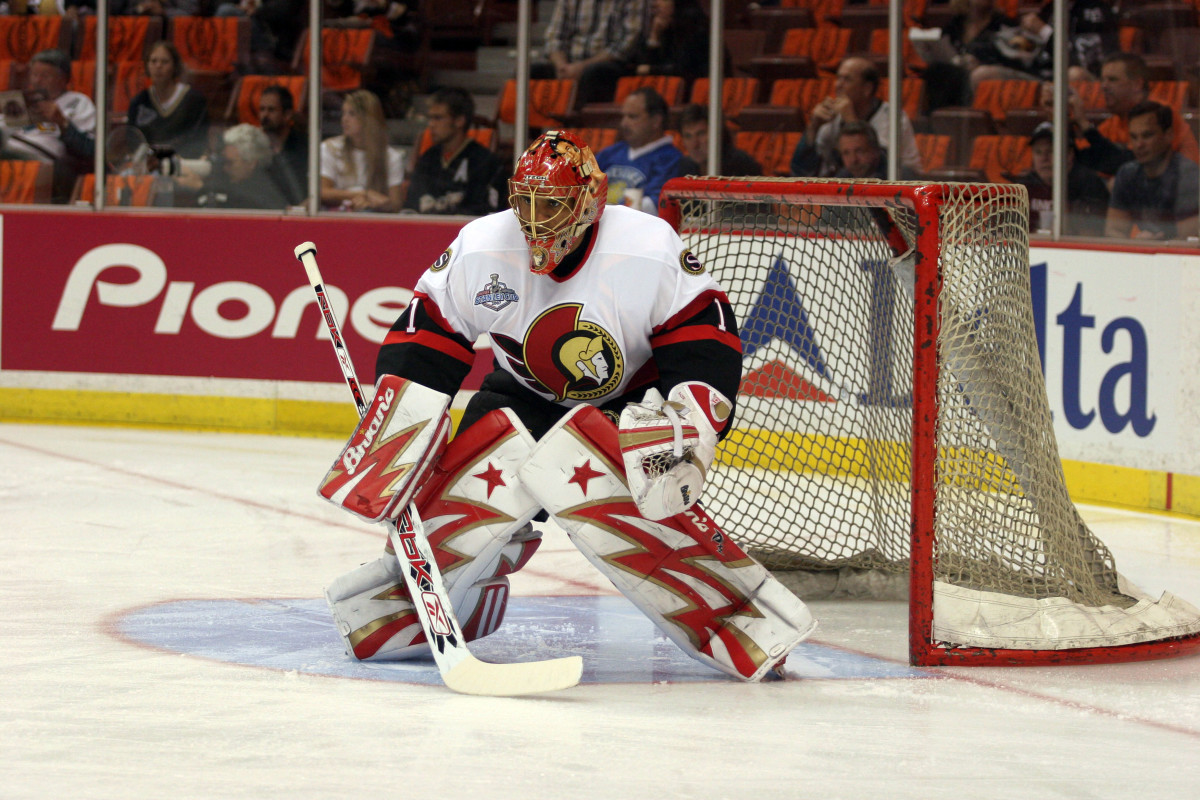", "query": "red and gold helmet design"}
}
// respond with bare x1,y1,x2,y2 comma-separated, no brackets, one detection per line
508,130,608,274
